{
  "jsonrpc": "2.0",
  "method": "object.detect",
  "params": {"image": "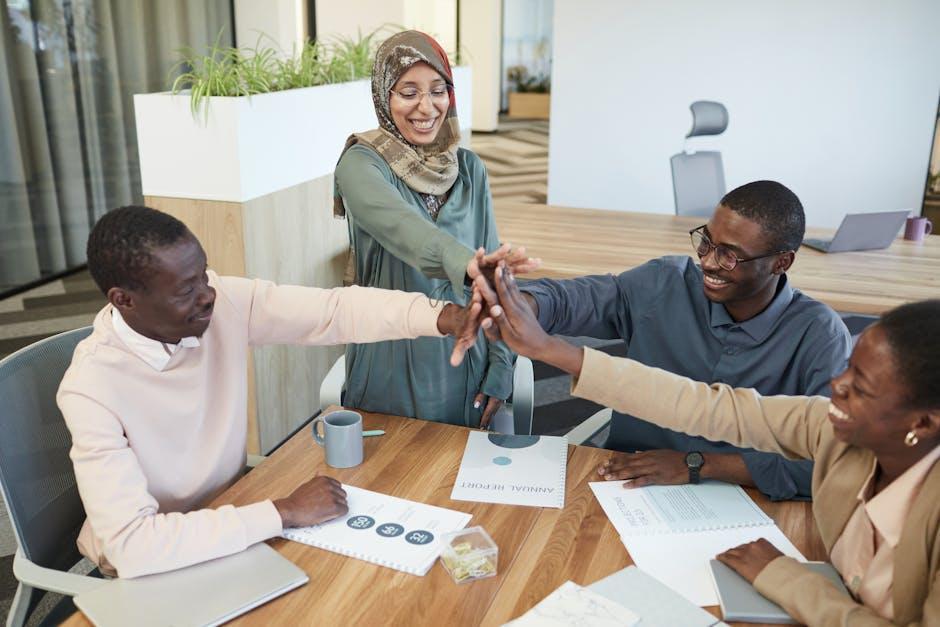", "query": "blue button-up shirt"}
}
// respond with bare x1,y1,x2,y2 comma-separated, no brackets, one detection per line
522,256,853,501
